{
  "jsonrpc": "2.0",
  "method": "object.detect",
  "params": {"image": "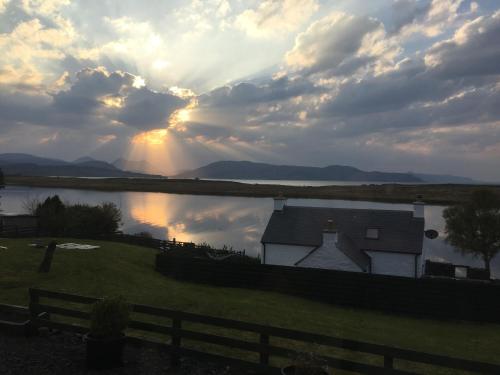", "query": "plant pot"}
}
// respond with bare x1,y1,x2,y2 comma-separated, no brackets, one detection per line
85,333,126,370
281,365,329,375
